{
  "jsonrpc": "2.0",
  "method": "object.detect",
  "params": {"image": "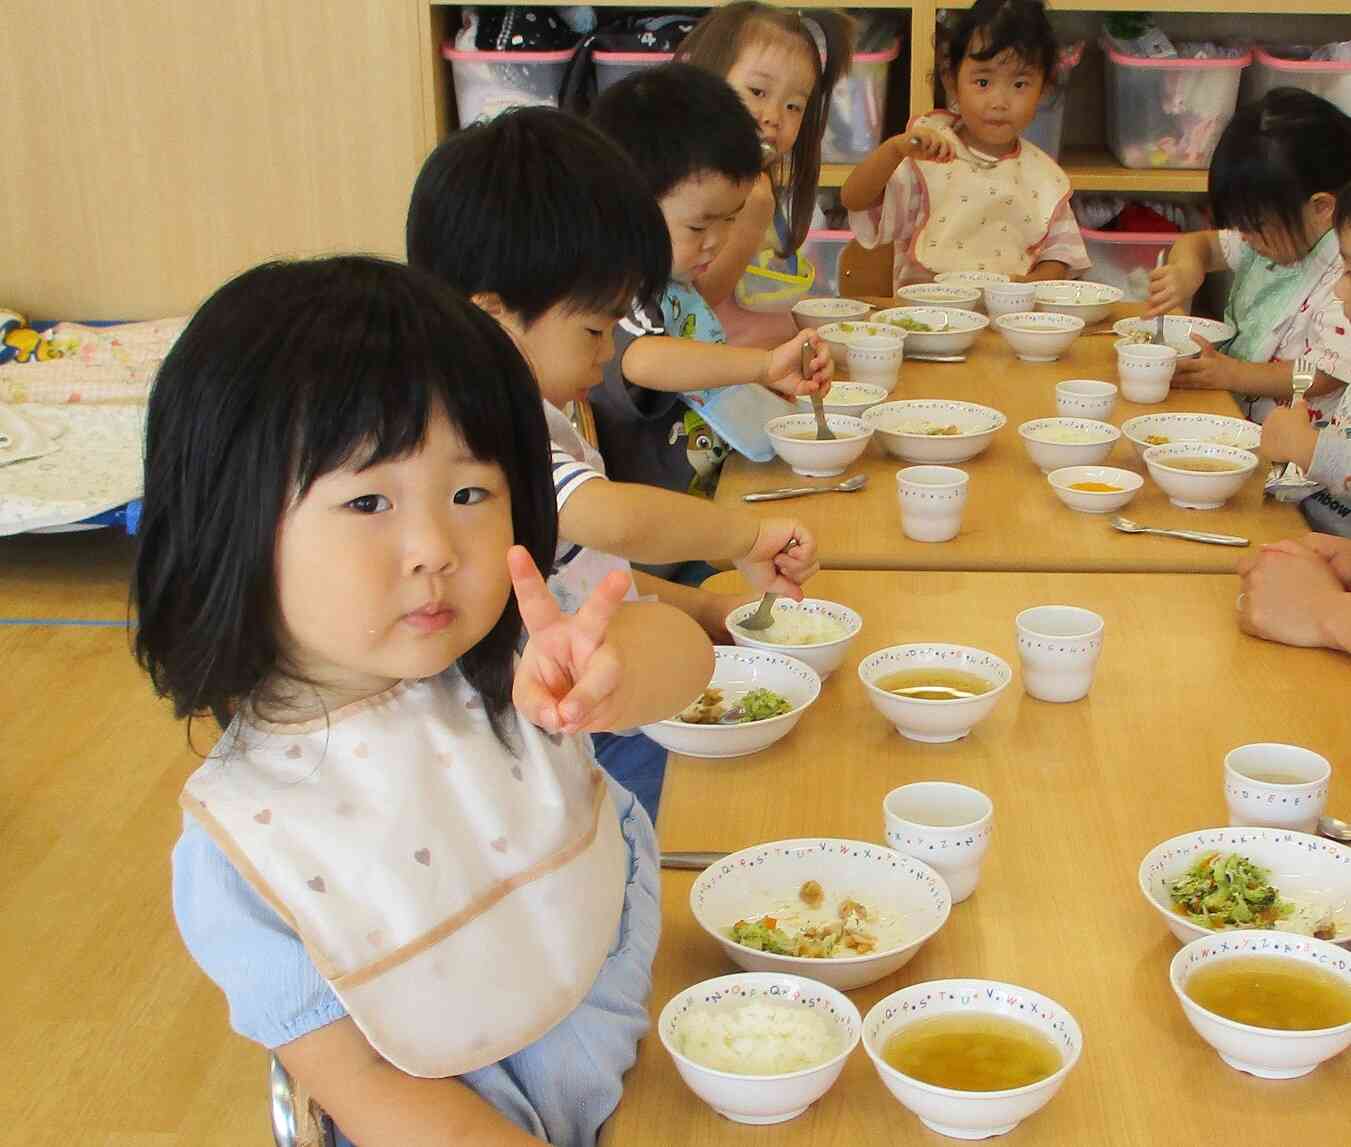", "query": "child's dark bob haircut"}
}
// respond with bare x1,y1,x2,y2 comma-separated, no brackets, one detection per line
133,255,556,737
940,0,1057,87
590,62,762,202
1210,88,1351,243
1337,181,1351,233
406,107,671,325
